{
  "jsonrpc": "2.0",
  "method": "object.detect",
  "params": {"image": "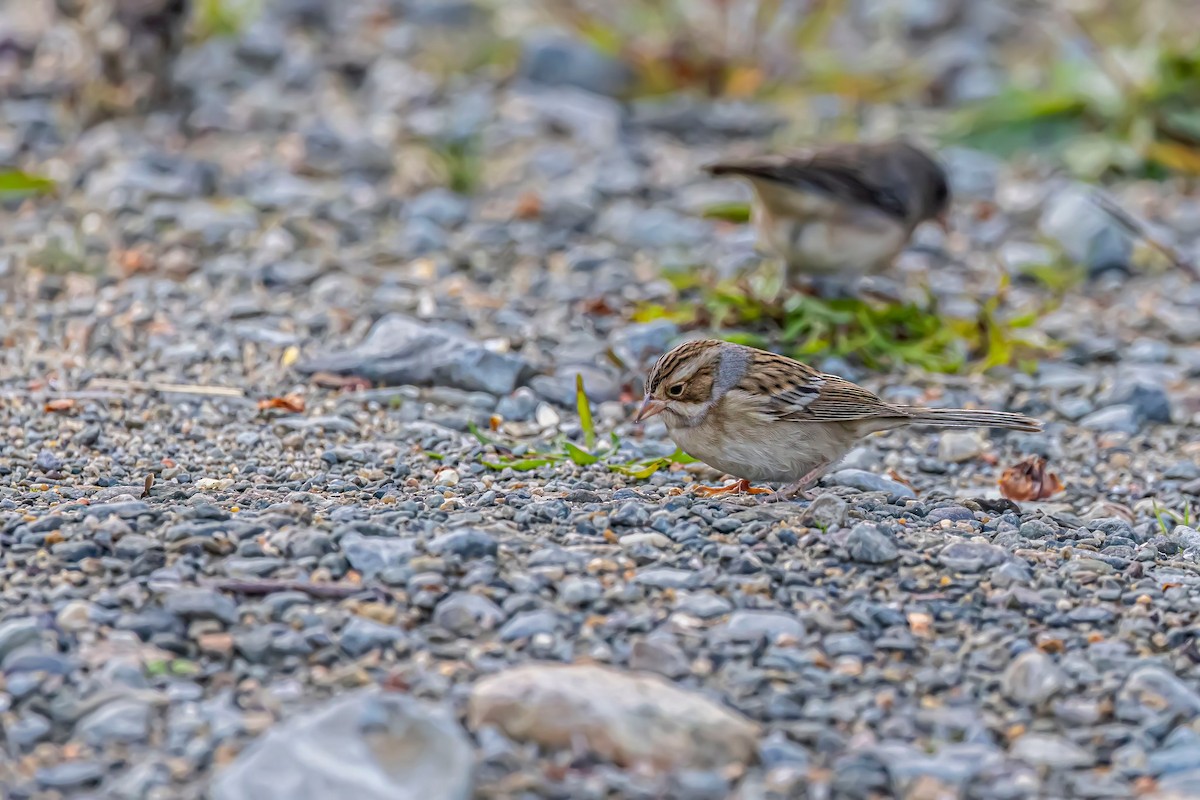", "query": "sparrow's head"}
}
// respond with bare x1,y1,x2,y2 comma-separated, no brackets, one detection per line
900,143,952,229
634,339,726,425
